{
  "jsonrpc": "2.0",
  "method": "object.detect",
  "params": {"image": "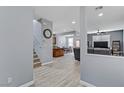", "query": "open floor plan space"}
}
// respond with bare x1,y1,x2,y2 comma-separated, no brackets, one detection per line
33,54,83,87
1,6,124,87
